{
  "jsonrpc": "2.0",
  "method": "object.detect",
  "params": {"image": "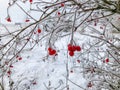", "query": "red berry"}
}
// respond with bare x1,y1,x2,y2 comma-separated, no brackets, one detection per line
37,28,41,33
48,47,57,55
48,47,52,51
29,0,32,3
61,3,65,7
68,44,76,51
7,71,11,75
49,49,56,55
75,46,81,51
69,51,74,56
52,49,56,54
72,46,76,51
68,45,73,51
105,58,109,63
25,19,30,22
68,44,71,47
6,17,11,22
10,65,13,68
18,57,22,60
57,12,60,15
77,60,80,63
